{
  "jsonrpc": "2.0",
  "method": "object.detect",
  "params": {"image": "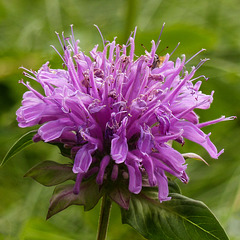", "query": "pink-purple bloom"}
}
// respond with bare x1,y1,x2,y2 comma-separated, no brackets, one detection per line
16,26,234,204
